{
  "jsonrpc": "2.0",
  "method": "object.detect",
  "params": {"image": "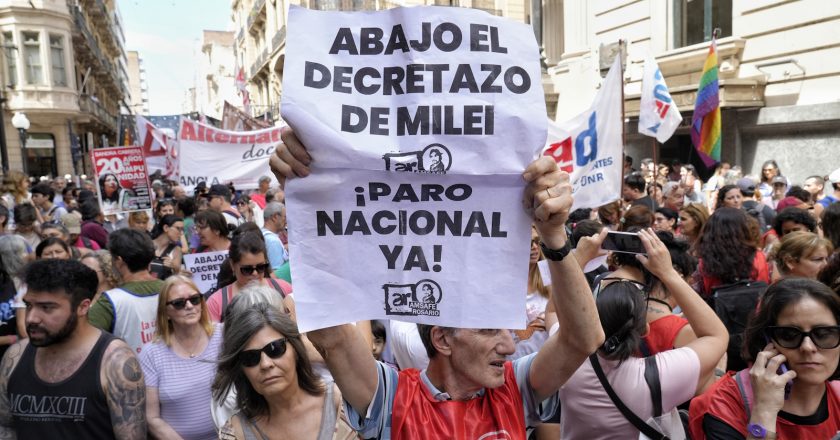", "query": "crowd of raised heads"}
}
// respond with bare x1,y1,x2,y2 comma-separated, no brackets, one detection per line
0,146,838,440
